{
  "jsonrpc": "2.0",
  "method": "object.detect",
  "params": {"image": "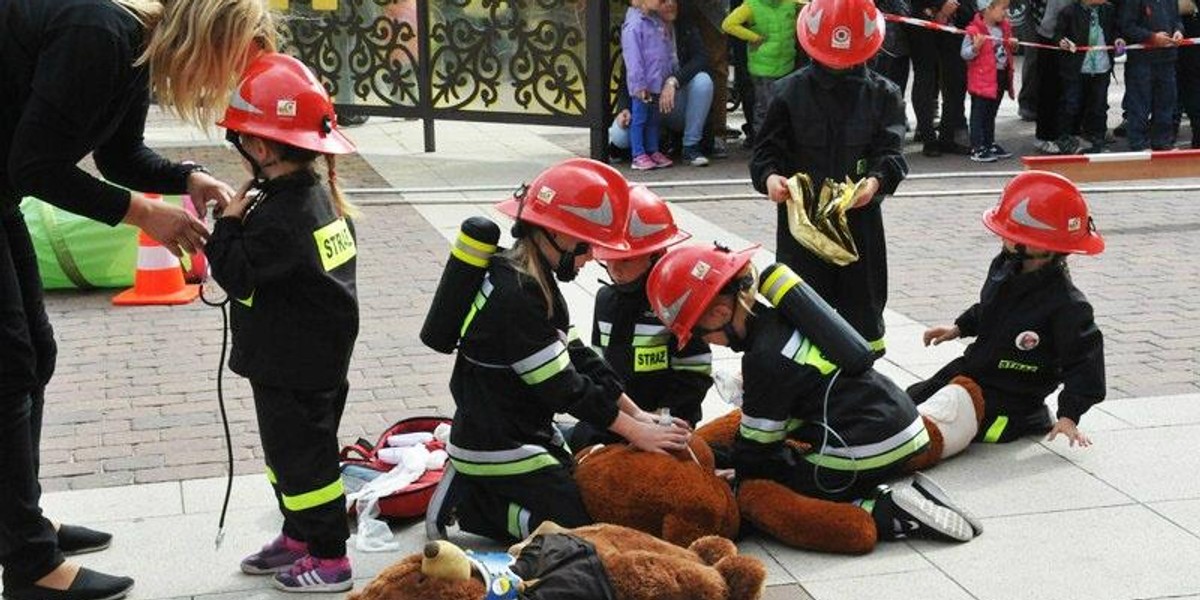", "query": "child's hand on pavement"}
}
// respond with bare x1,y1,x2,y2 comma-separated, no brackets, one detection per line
766,174,790,204
1046,417,1092,447
923,324,960,346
